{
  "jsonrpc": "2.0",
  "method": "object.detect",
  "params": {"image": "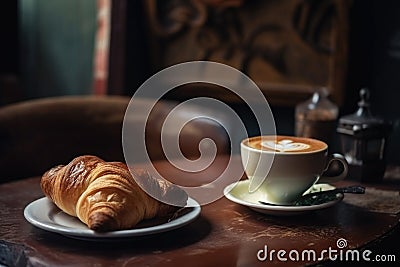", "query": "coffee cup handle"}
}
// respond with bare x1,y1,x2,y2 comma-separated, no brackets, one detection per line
318,153,349,184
